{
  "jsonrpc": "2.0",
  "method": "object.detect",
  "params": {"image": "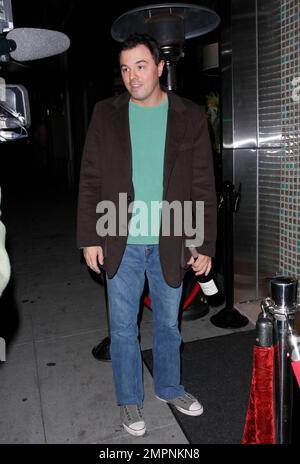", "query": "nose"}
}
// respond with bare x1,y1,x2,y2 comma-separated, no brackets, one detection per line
129,69,138,81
